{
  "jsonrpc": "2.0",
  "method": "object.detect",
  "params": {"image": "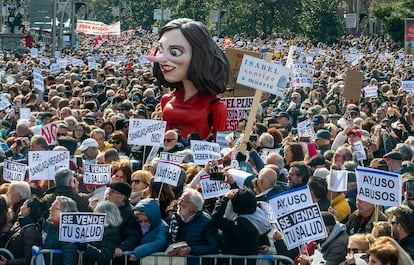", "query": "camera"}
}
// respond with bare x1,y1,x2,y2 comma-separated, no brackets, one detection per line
209,172,225,181
16,139,21,146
